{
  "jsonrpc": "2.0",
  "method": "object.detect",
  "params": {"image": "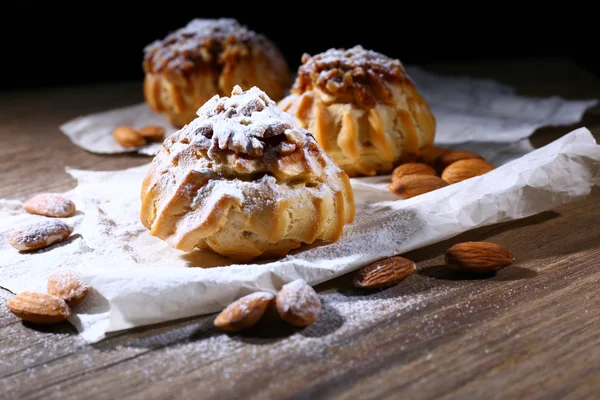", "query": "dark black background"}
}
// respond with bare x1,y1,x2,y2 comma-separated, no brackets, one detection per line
1,2,598,92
